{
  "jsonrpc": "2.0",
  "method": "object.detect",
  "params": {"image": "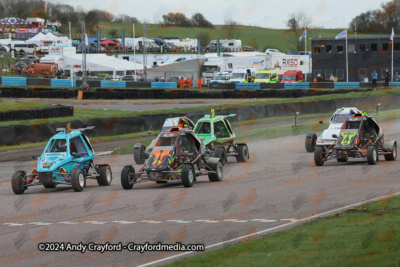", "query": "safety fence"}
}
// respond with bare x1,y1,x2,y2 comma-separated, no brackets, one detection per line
0,105,74,122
